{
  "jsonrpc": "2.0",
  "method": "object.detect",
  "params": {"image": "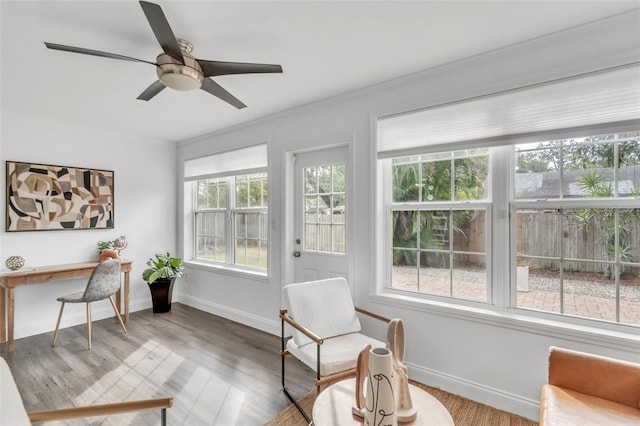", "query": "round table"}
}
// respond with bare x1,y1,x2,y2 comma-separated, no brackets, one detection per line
312,378,454,426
